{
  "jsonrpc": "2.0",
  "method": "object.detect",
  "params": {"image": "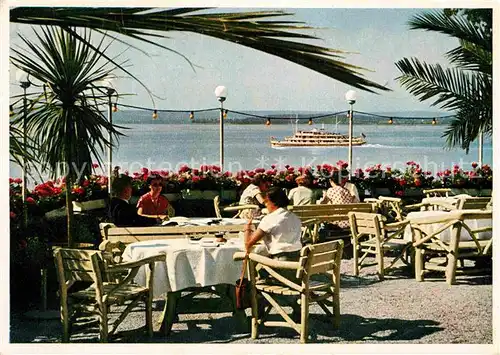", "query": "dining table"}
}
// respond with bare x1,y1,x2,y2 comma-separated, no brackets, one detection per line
121,219,265,334
403,209,492,243
418,194,471,210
